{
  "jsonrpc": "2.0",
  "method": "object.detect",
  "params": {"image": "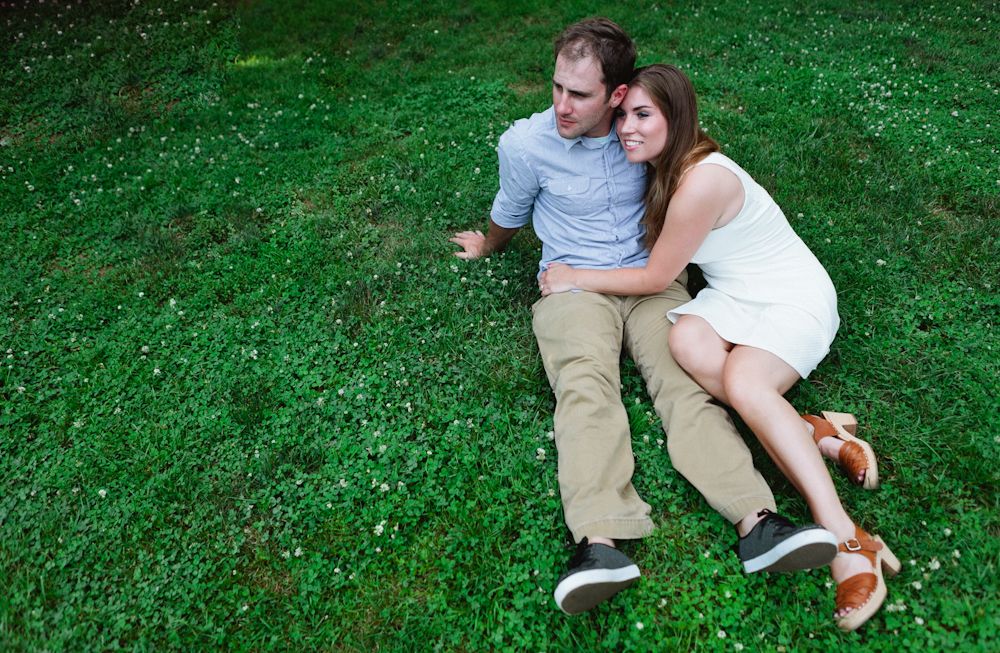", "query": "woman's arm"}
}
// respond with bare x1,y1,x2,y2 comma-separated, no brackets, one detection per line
541,164,741,295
